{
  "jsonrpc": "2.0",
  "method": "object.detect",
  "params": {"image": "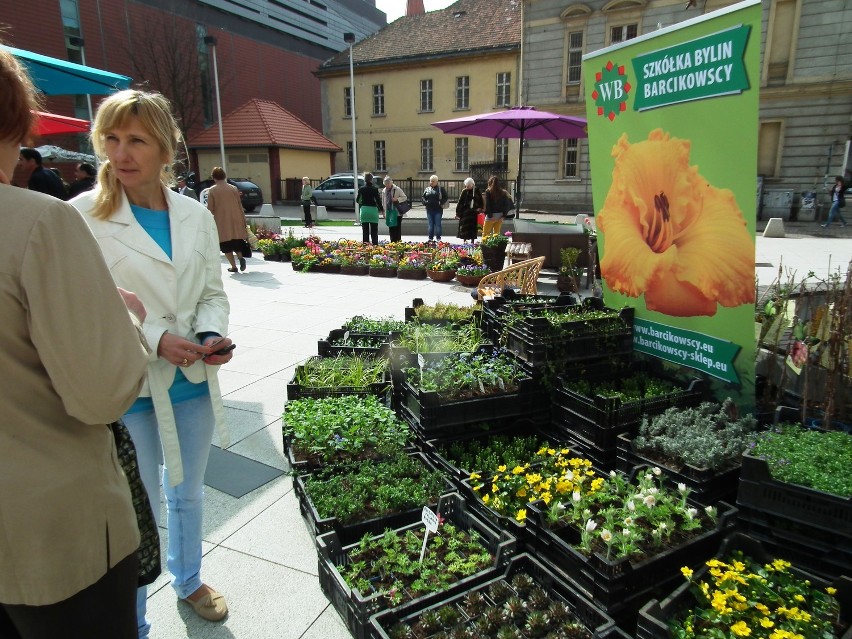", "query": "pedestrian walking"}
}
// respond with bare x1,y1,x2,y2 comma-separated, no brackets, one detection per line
422,174,448,242
821,176,847,229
